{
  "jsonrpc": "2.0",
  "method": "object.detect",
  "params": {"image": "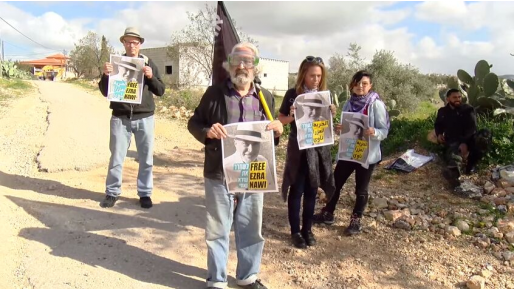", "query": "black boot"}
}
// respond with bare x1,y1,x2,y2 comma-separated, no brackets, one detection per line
291,232,307,249
301,230,316,246
343,214,362,236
